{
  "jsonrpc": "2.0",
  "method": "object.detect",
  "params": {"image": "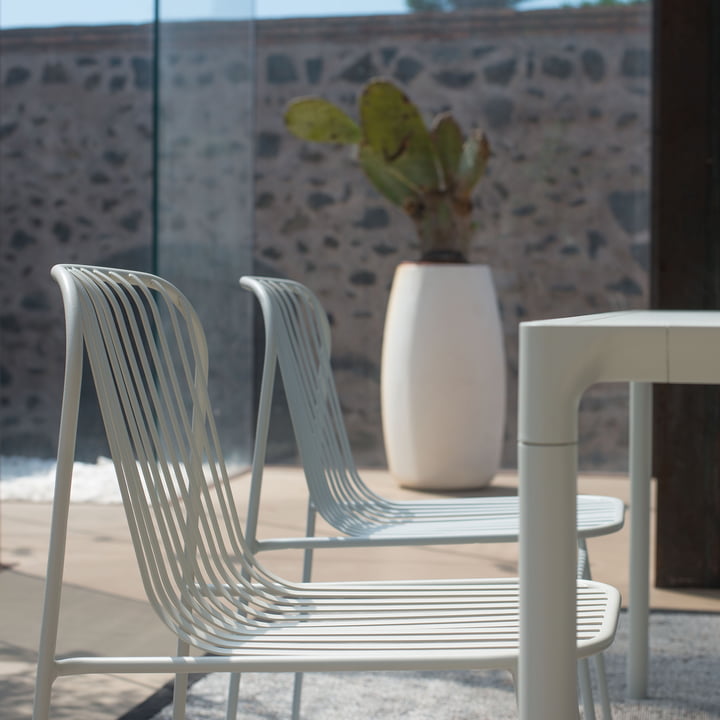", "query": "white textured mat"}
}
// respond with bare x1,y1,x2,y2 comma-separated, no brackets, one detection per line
0,456,122,503
148,611,720,720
